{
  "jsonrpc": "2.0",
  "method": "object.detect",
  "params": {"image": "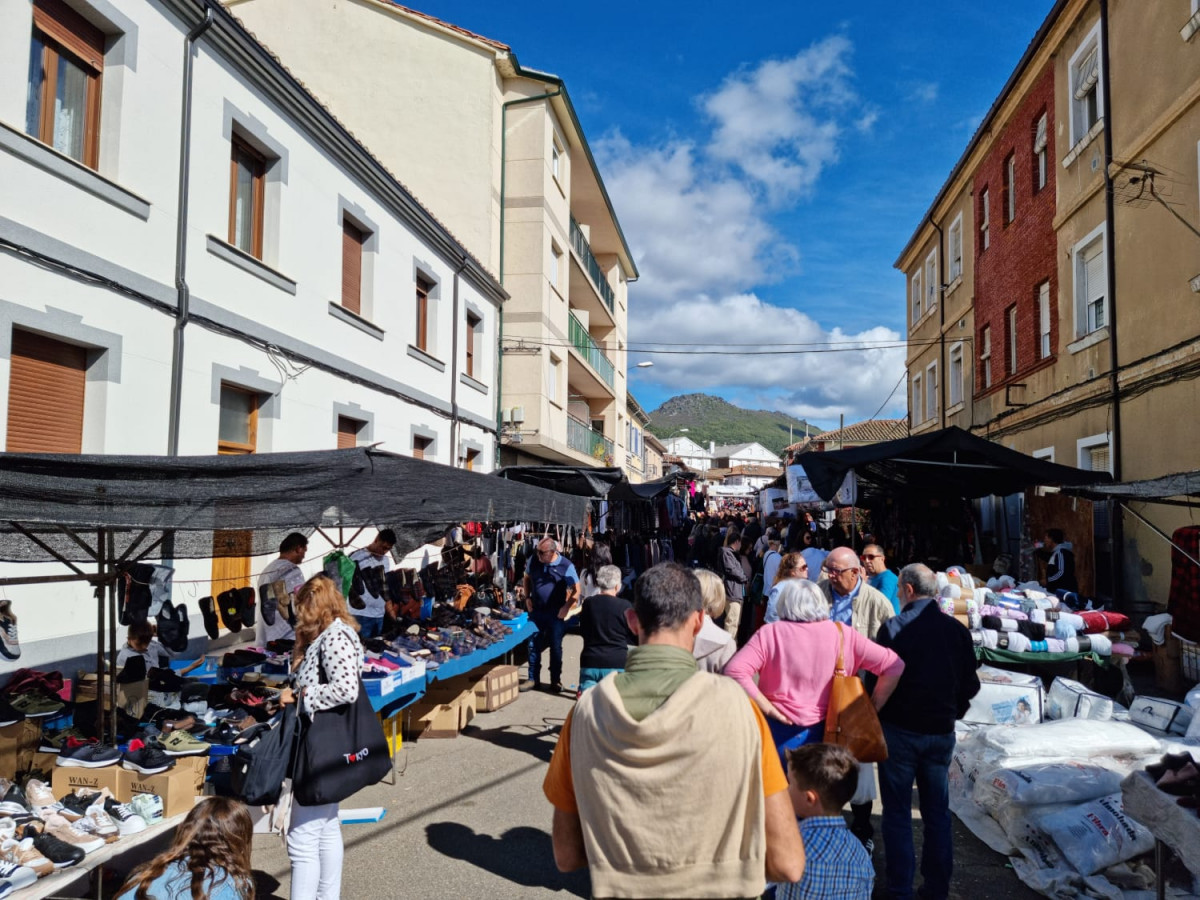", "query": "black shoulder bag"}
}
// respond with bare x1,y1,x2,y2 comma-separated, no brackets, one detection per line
291,639,390,806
